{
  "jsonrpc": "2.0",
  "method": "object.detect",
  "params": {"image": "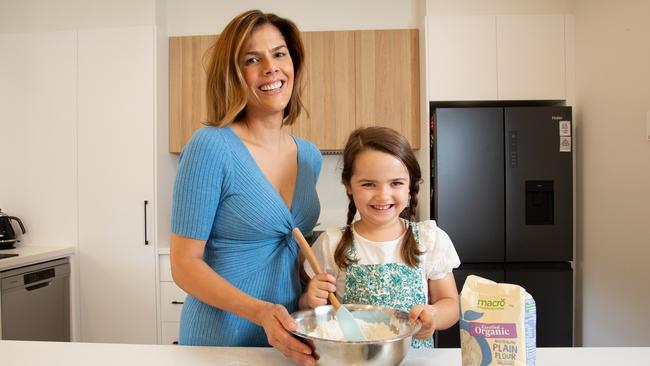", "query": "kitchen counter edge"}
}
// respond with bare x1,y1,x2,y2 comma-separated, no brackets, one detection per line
1,341,650,366
0,245,76,271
